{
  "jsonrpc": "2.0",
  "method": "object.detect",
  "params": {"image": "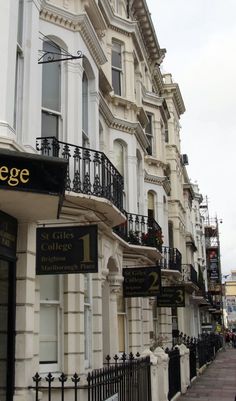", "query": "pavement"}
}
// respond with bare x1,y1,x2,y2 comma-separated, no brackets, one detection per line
177,346,236,401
